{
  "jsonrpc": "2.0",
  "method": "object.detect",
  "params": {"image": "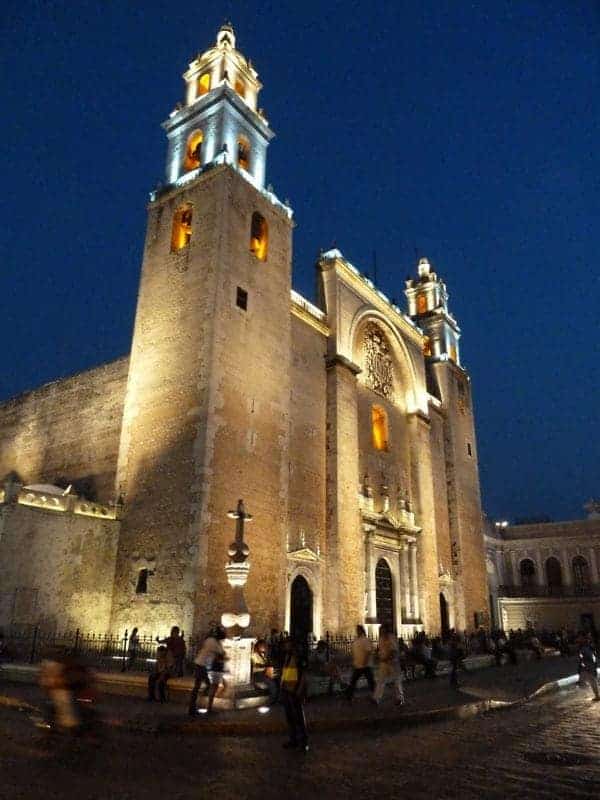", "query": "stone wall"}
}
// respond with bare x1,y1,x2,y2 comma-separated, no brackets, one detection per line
499,597,600,632
0,503,119,631
0,358,129,503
